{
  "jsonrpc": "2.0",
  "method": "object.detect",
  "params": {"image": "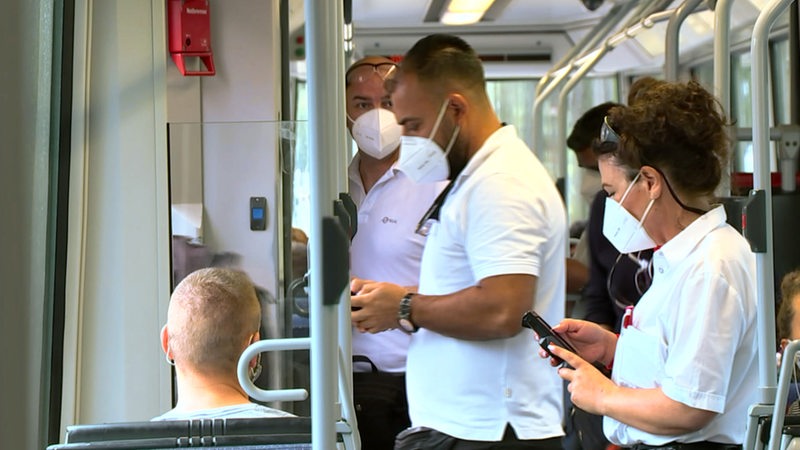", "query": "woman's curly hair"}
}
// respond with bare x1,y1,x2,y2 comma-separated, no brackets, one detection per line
598,81,731,199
